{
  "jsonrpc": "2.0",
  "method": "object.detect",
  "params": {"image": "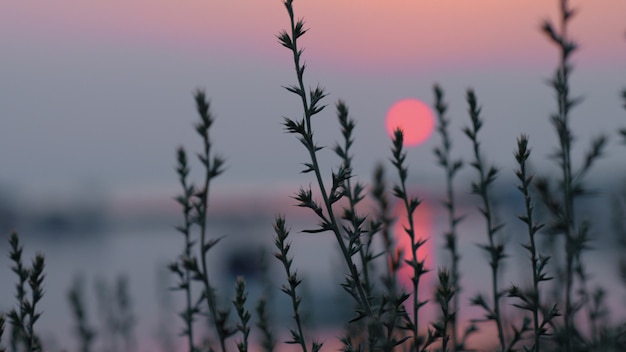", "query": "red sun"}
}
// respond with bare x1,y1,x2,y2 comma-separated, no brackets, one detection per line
385,99,435,147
